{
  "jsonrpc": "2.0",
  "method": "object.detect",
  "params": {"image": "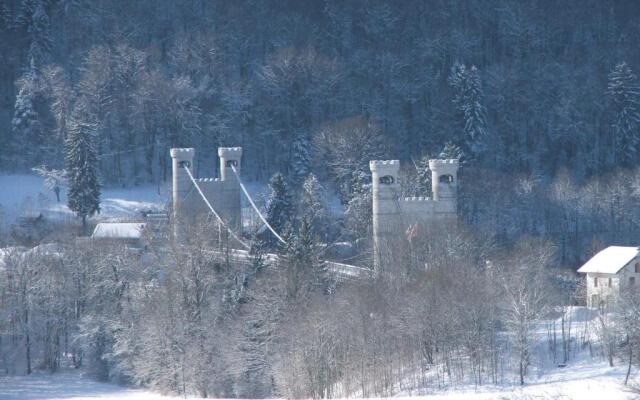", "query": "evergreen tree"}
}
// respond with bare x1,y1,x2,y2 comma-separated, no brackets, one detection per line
416,156,432,196
16,0,52,64
449,63,487,159
264,173,292,248
65,101,100,230
28,1,52,63
11,61,42,167
300,173,330,240
439,141,463,160
607,62,640,167
289,134,311,190
284,216,322,299
344,170,372,242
